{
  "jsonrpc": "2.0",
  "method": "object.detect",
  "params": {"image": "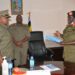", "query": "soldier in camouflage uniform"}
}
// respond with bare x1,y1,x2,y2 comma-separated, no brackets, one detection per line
0,10,14,62
0,10,14,74
54,11,75,75
62,23,75,75
9,15,30,66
